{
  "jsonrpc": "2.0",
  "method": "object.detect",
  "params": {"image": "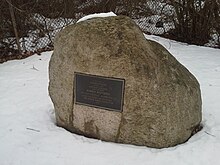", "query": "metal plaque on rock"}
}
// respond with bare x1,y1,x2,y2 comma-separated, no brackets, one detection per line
74,72,125,112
